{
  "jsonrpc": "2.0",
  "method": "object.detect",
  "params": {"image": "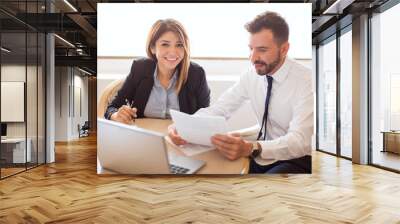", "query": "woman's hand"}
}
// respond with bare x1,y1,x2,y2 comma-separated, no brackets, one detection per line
168,124,188,146
110,105,137,125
